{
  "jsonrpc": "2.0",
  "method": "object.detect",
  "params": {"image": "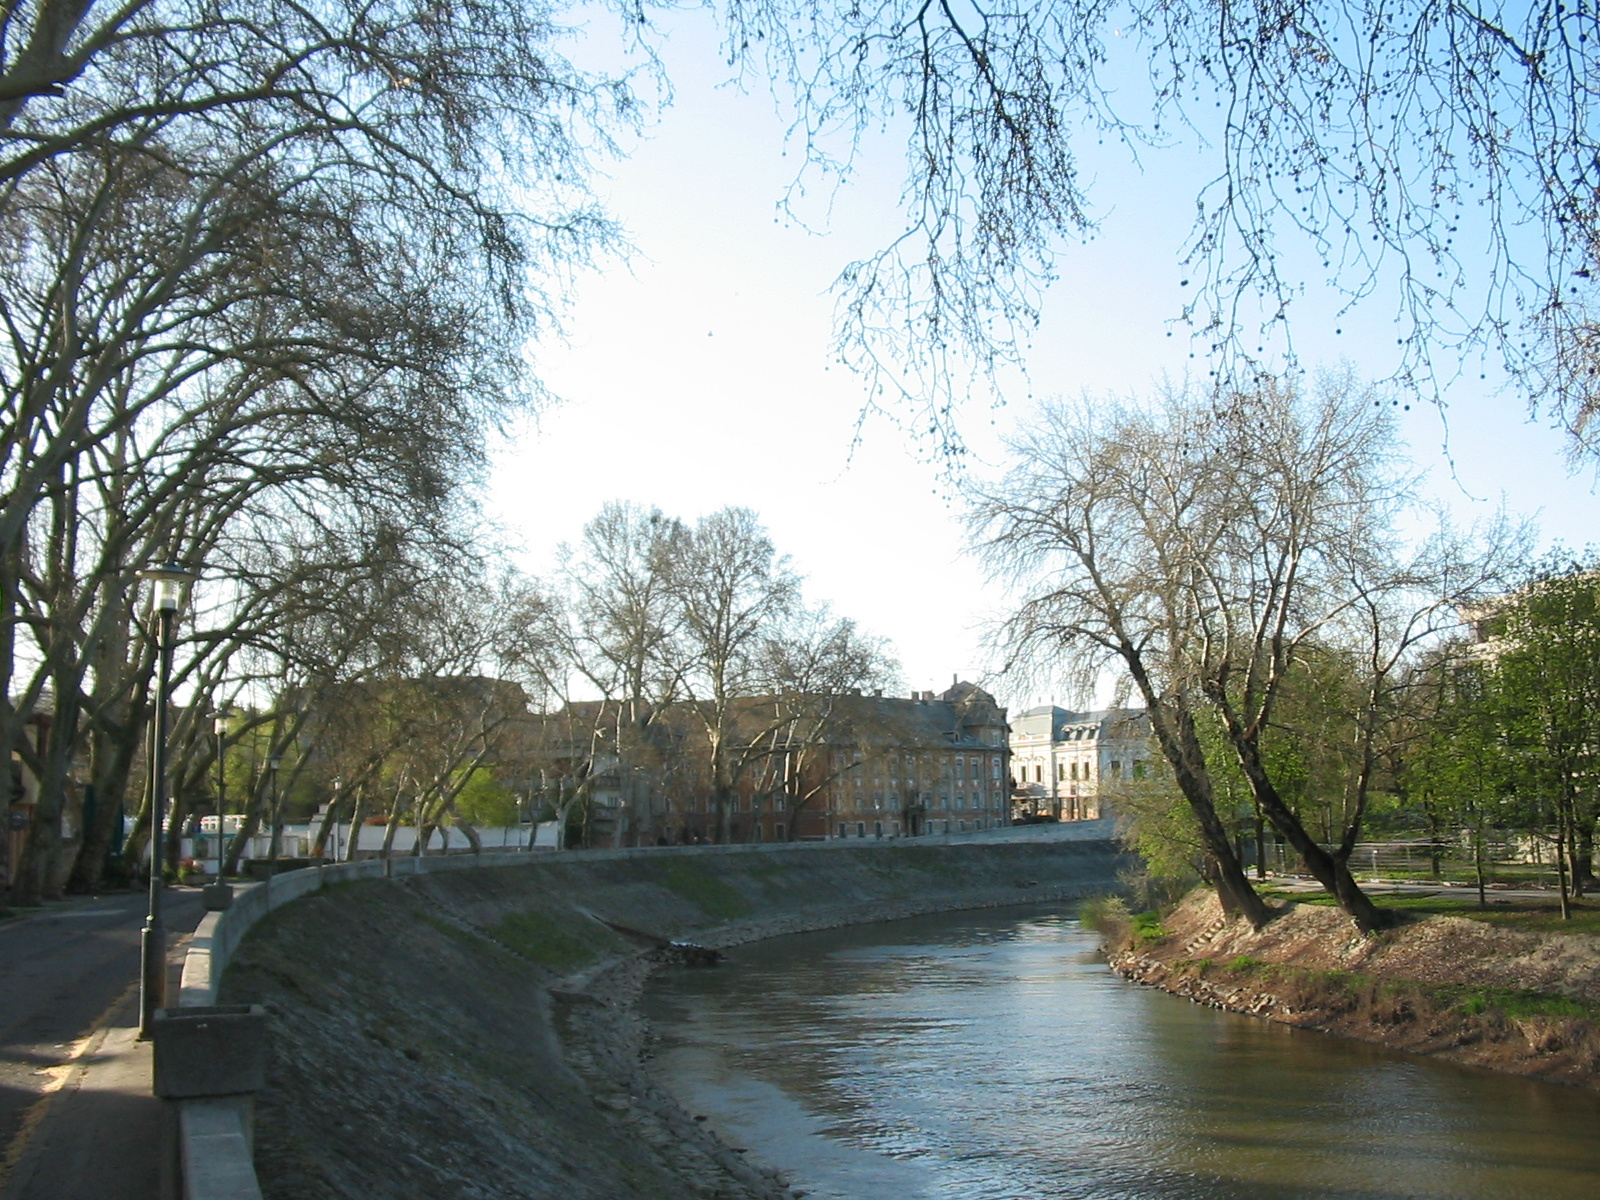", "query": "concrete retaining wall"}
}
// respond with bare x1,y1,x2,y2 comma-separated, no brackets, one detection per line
174,830,1128,1200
